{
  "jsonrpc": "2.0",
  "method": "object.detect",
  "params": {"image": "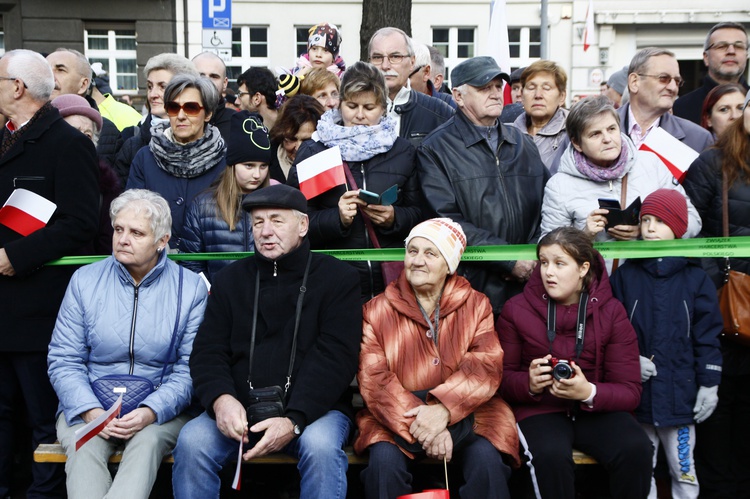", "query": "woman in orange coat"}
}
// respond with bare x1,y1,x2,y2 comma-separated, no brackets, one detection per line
356,218,520,499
